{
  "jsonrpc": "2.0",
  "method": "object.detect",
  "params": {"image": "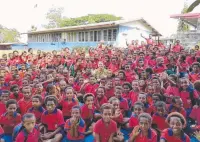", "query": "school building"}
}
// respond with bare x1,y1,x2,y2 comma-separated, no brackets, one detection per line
25,18,162,50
